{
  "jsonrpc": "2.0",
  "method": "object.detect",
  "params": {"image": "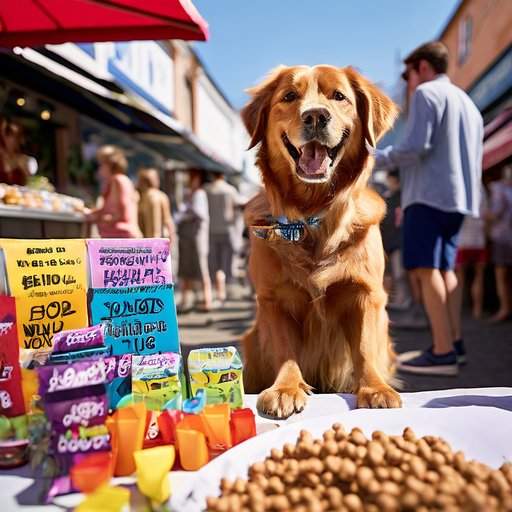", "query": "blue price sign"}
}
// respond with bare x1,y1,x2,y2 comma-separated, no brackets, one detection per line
89,284,180,356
